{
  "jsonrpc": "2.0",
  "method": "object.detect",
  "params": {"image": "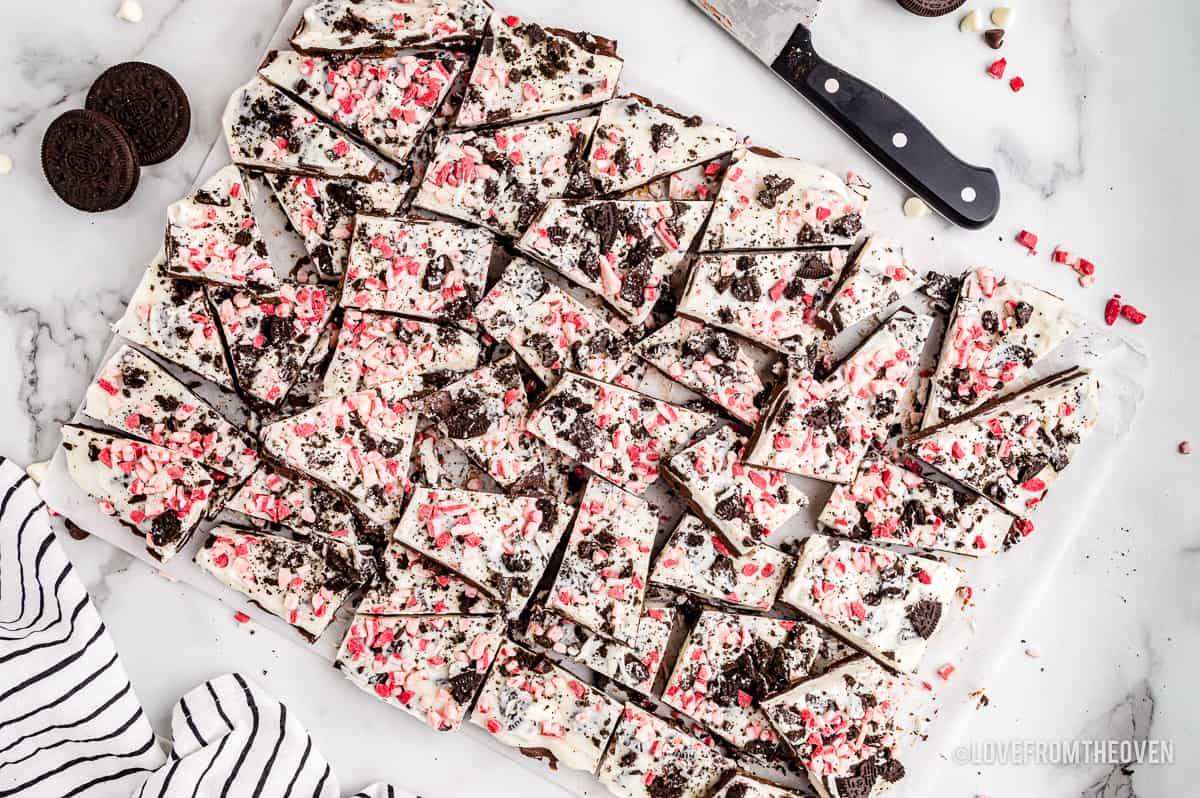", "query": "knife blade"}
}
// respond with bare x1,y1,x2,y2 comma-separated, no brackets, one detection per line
691,0,1000,229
